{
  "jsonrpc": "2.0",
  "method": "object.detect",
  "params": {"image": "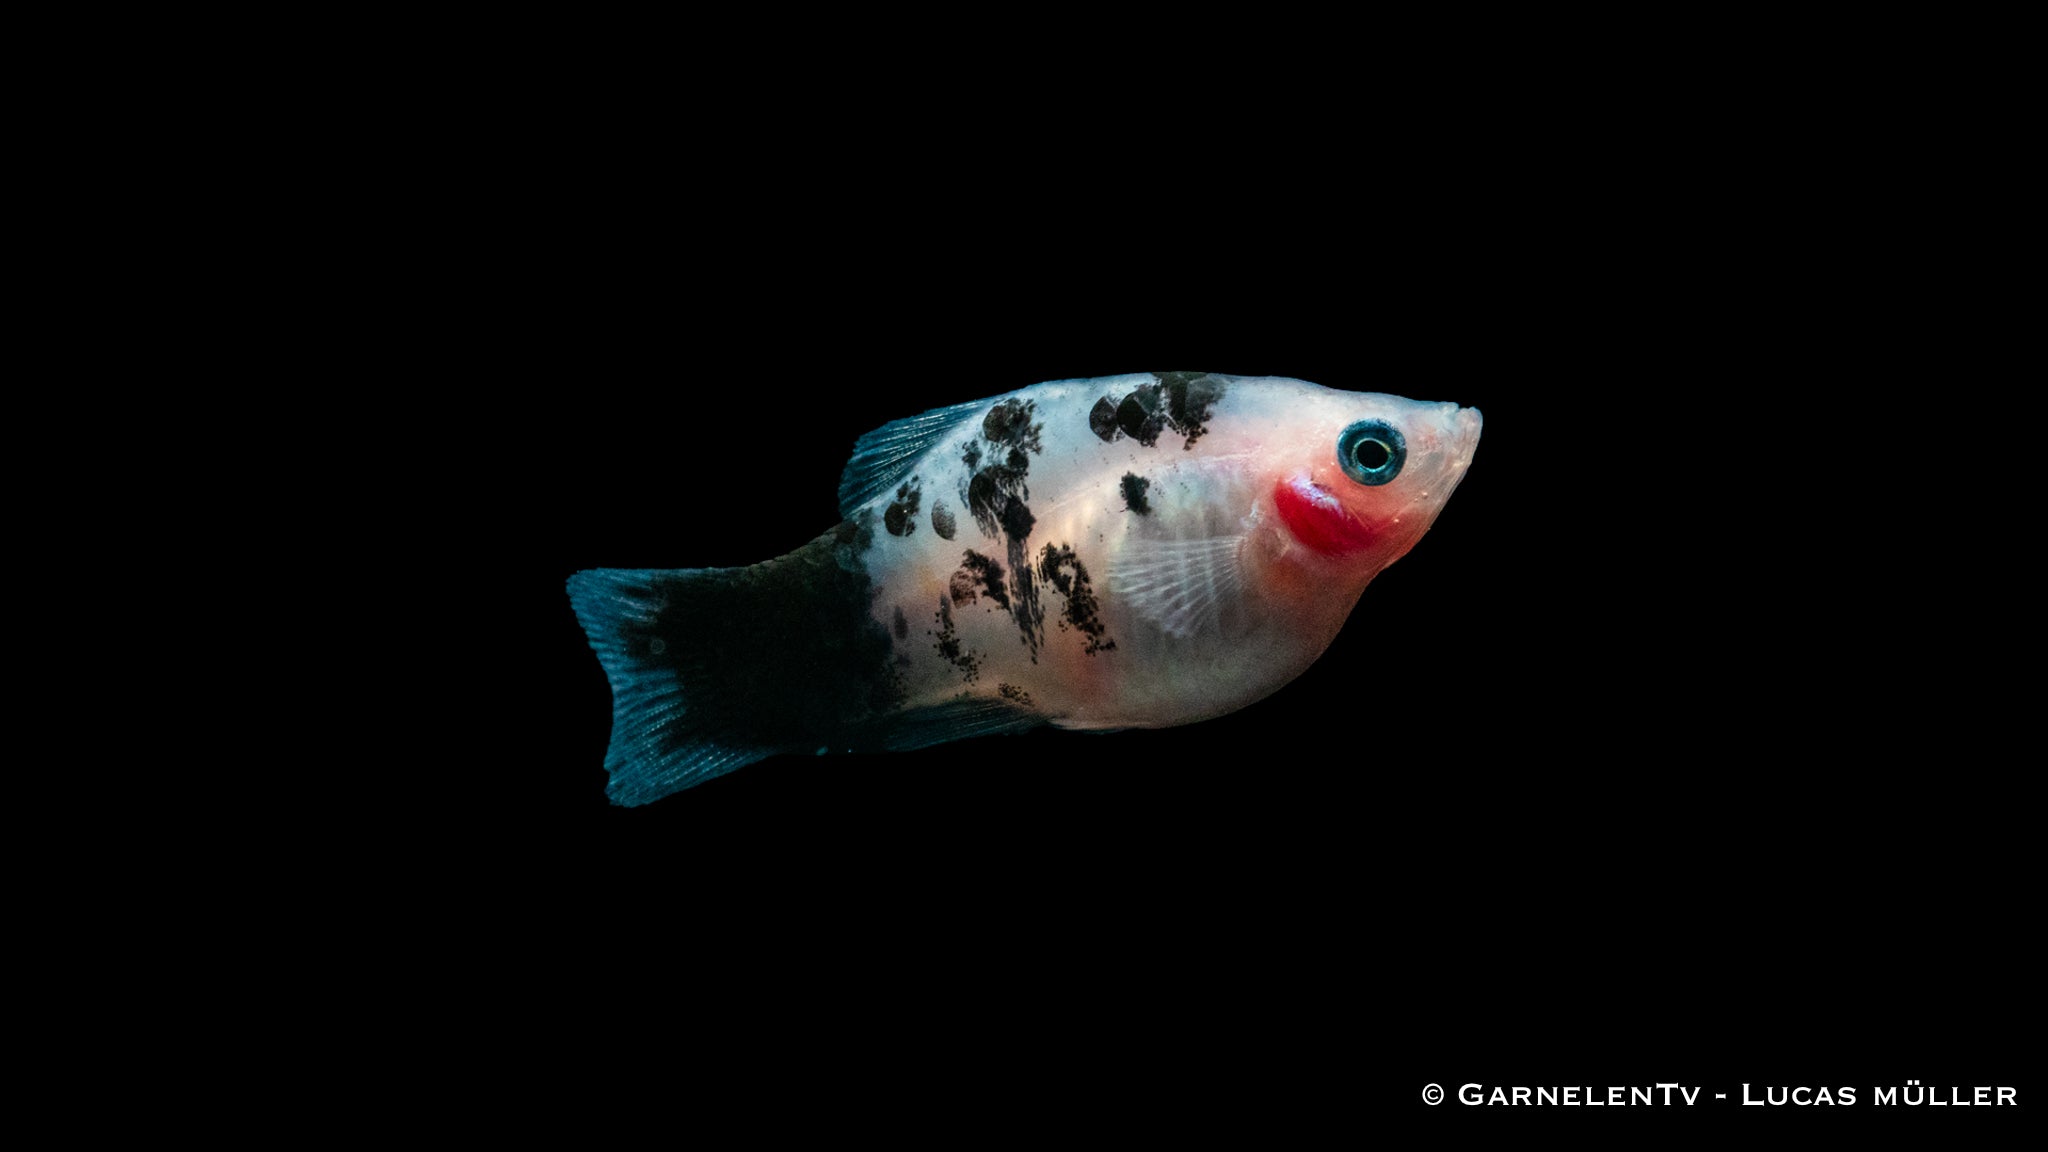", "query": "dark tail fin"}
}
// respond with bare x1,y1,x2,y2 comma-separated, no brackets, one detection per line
567,522,914,804
567,568,782,804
